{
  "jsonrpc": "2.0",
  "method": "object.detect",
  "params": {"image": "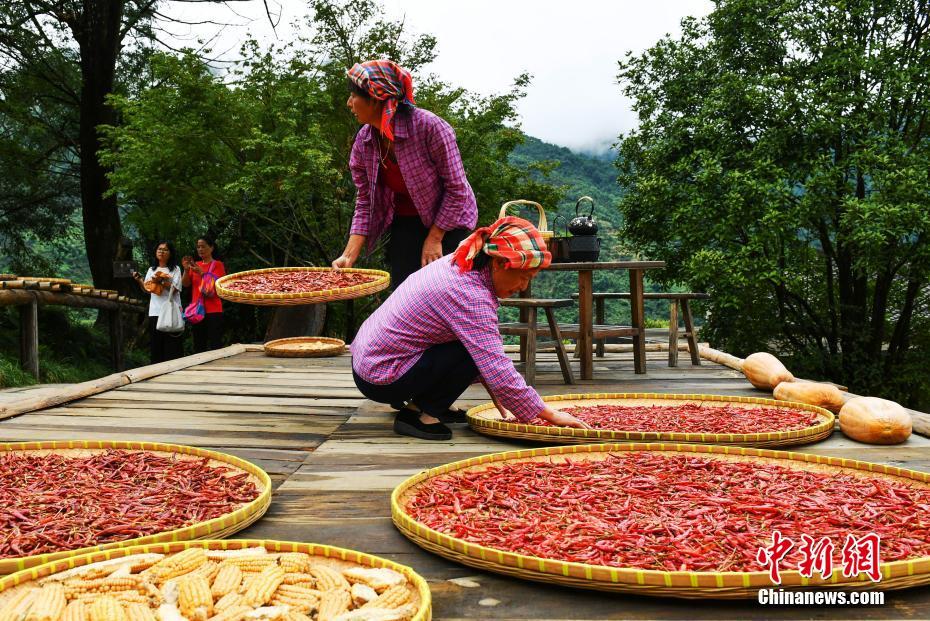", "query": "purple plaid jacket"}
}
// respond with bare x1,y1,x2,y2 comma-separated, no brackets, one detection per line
351,256,545,422
349,108,478,250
